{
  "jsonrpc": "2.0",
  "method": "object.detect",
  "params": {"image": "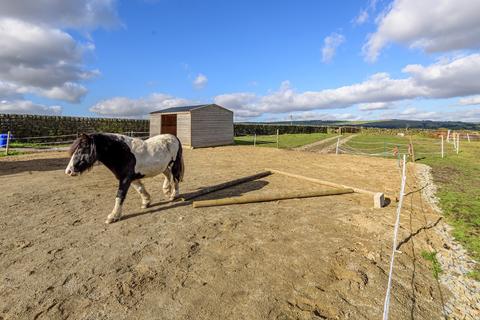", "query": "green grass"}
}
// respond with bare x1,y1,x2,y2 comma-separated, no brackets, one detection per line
419,139,480,279
0,150,24,157
9,141,71,148
421,250,443,279
235,133,336,149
